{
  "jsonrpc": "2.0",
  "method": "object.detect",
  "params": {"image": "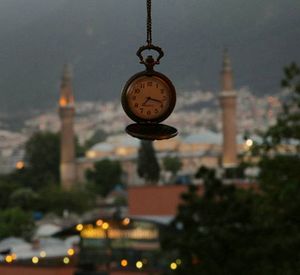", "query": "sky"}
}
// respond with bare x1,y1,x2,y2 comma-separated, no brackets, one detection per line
0,0,299,113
